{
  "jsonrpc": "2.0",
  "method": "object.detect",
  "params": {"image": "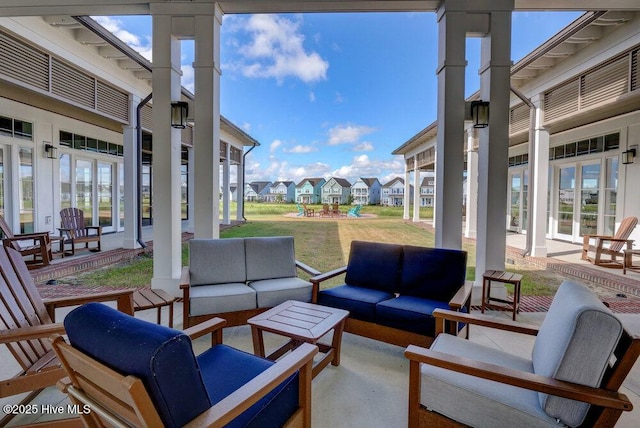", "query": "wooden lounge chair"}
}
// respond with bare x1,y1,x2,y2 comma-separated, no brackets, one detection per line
0,215,52,269
0,245,134,427
331,203,343,216
348,204,363,217
52,303,318,427
582,216,638,268
303,203,315,217
319,203,331,217
58,207,102,256
405,280,640,428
